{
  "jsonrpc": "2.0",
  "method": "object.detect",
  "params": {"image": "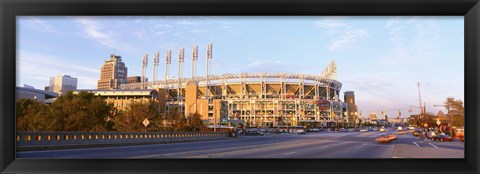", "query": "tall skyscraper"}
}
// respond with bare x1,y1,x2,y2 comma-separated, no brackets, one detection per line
97,54,128,90
49,75,78,95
